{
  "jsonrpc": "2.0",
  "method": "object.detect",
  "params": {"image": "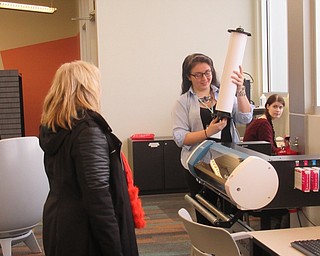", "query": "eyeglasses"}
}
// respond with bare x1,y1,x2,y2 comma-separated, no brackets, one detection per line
190,70,212,79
